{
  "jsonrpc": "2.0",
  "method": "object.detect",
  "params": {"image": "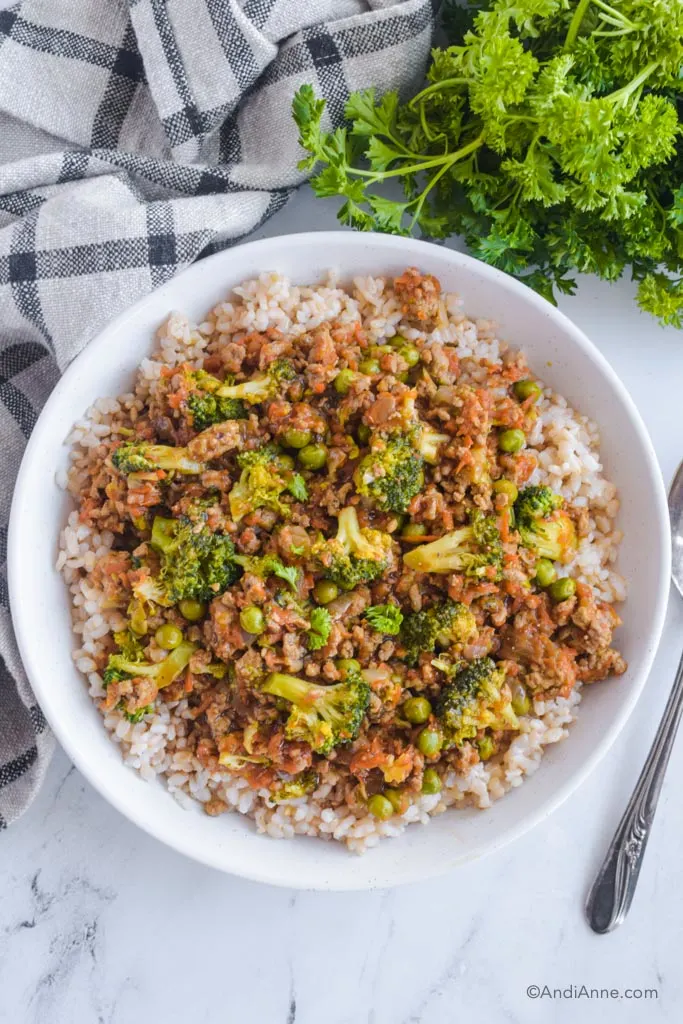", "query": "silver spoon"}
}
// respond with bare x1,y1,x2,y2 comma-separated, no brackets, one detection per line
585,460,682,933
